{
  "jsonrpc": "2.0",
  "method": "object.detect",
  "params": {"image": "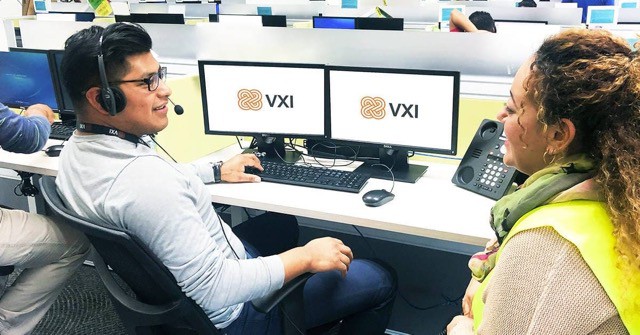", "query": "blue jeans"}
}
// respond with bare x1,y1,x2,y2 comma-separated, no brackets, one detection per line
225,213,397,335
224,259,395,335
